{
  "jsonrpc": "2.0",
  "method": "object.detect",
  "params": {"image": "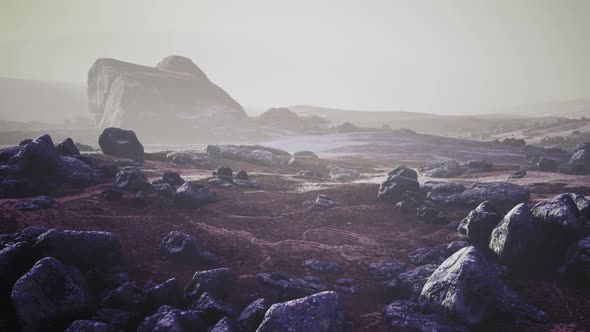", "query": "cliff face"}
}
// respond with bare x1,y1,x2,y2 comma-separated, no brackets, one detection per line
88,56,246,135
